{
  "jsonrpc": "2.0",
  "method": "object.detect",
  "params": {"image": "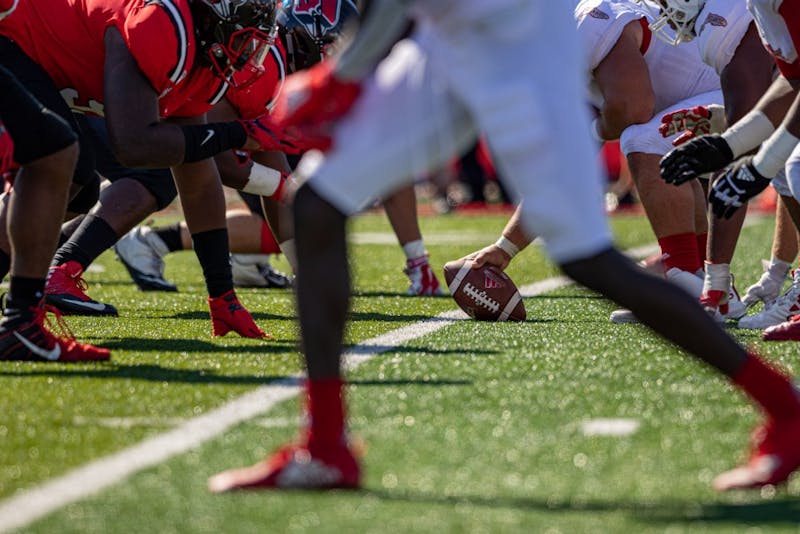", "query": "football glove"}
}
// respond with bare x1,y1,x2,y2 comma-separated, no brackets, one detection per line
271,61,362,151
659,104,726,146
659,134,734,185
237,116,304,155
709,156,771,219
